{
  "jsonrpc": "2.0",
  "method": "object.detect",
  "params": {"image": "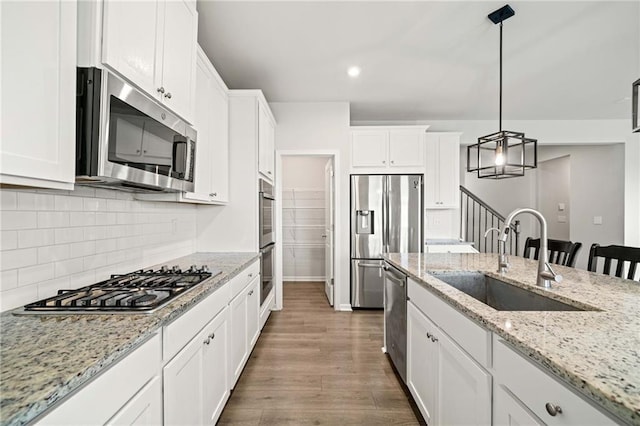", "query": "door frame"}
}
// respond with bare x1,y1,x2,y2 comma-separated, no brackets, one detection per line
274,150,341,311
